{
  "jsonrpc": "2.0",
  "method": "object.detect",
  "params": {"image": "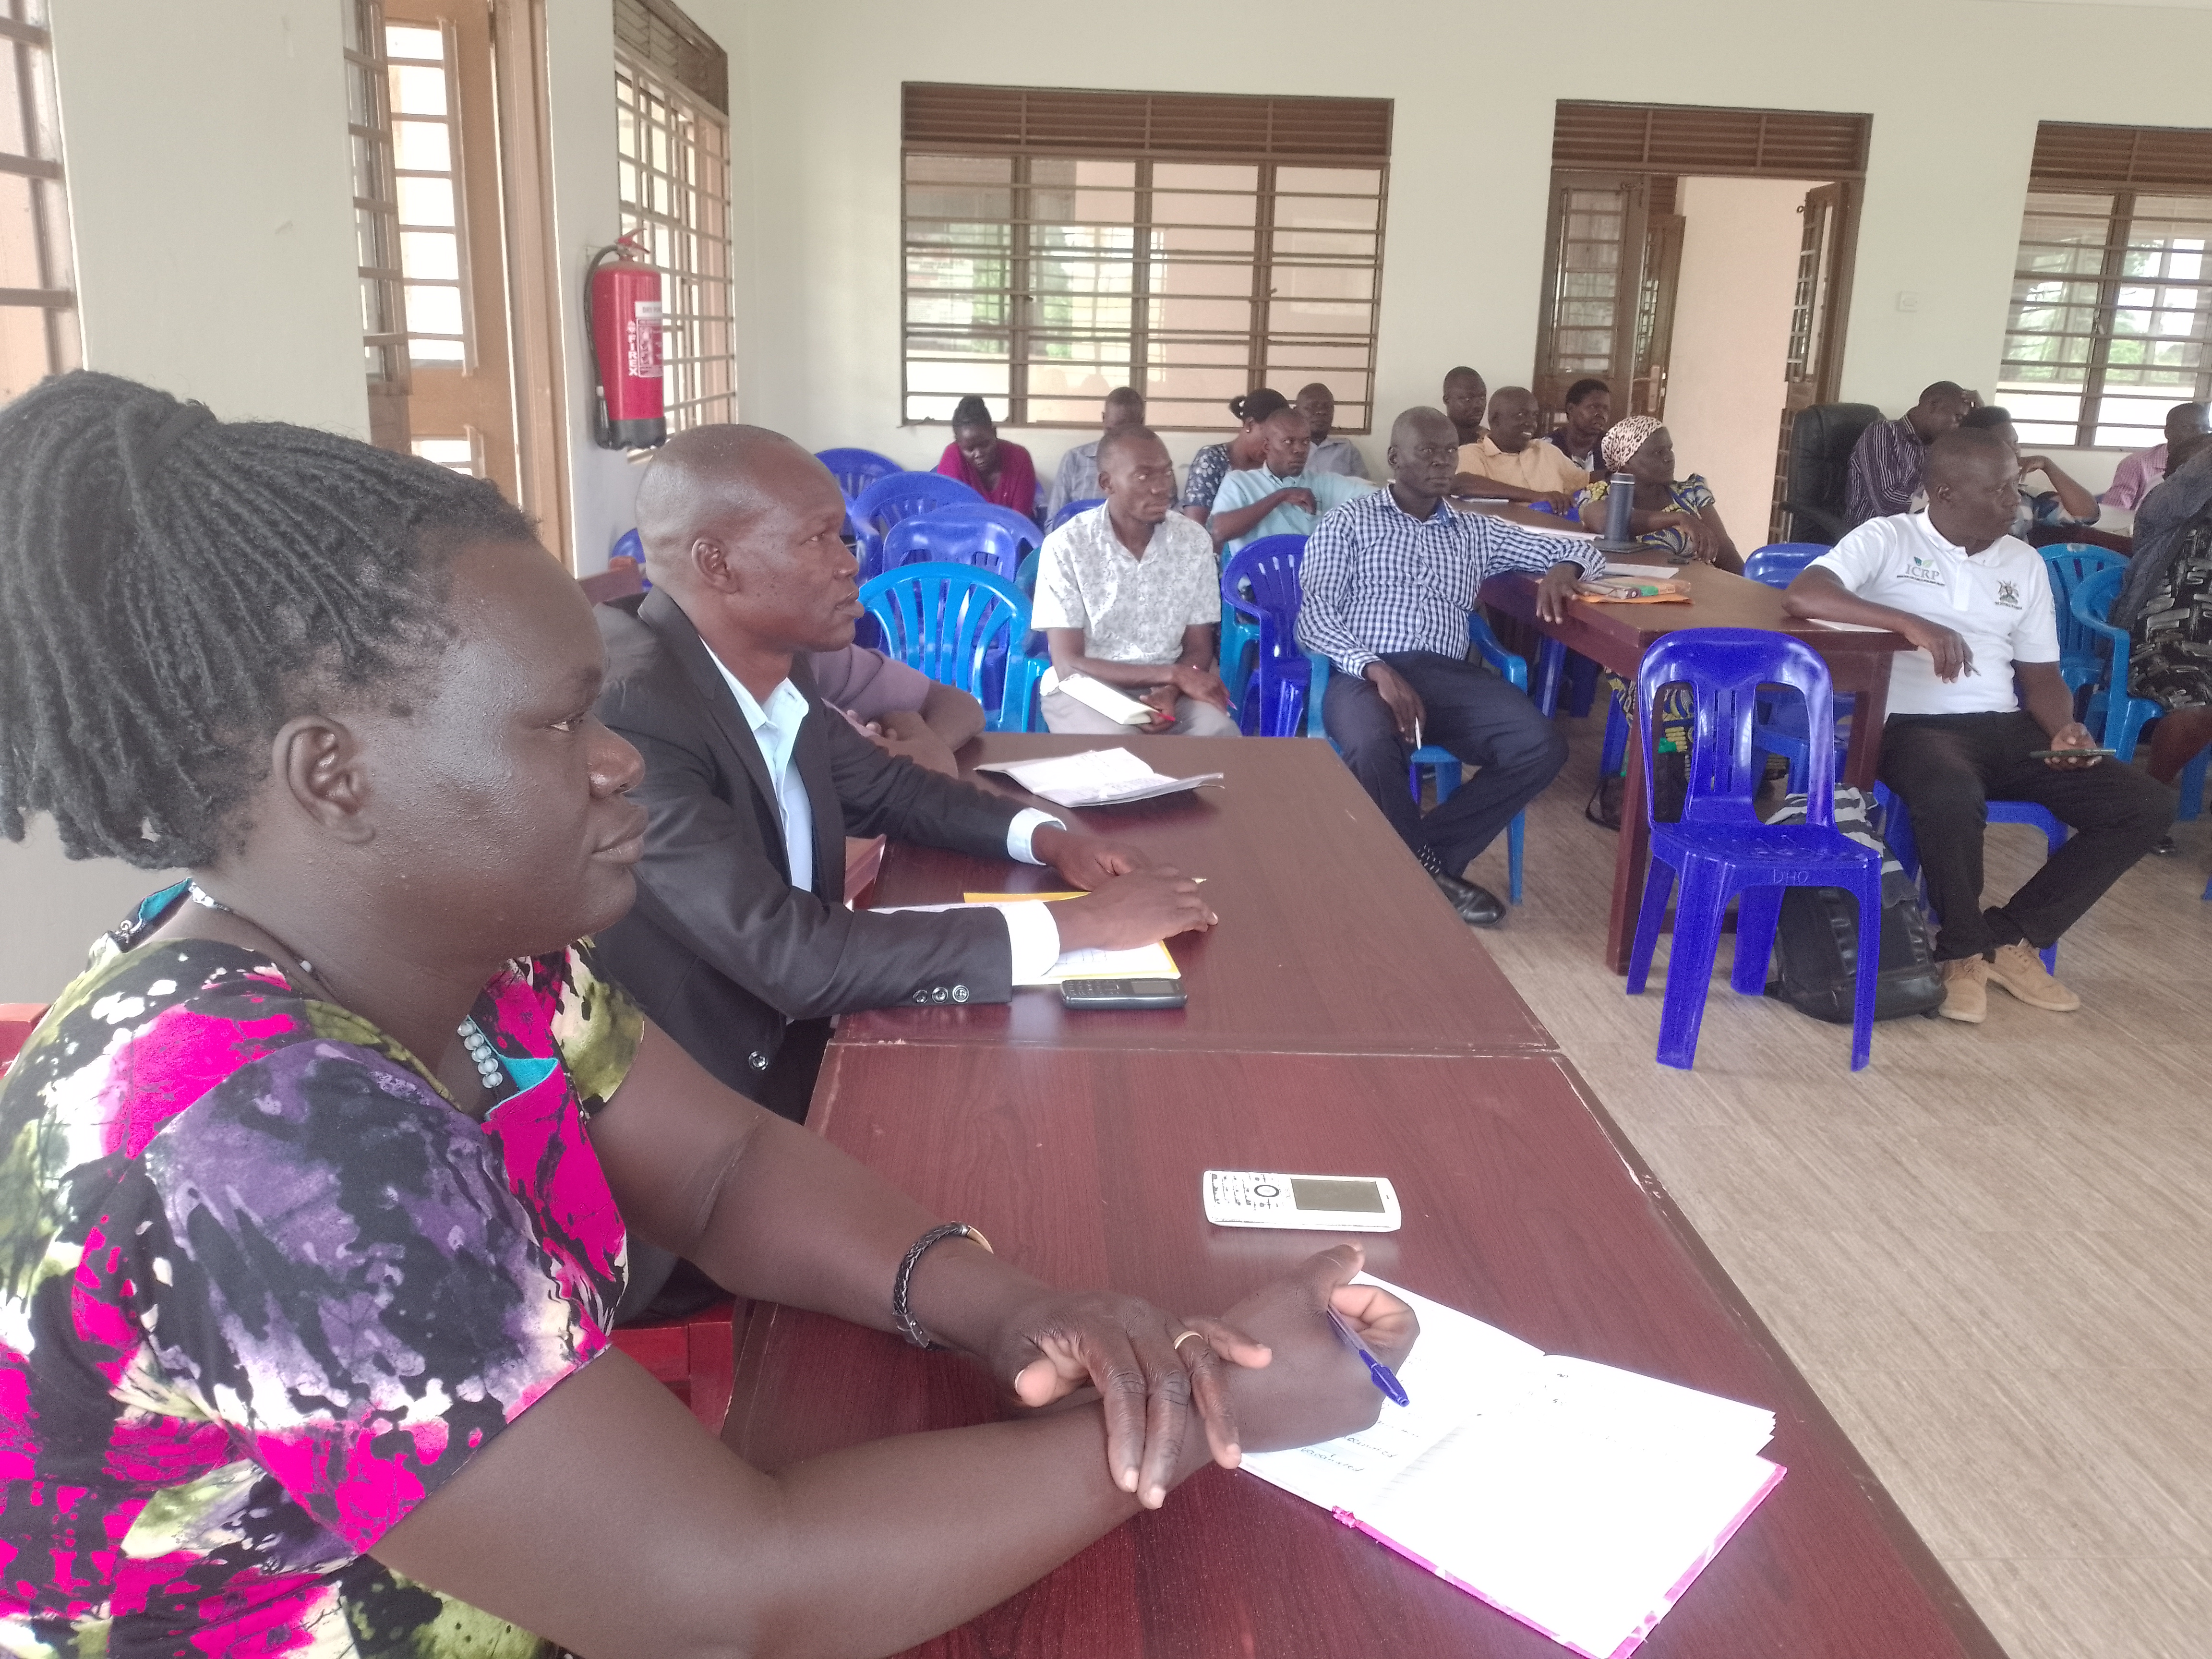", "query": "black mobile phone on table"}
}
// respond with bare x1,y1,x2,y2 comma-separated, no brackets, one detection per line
1059,978,1186,1010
